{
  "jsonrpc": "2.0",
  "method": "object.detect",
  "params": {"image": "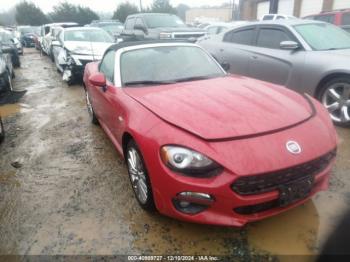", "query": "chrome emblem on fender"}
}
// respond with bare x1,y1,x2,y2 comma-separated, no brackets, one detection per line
286,141,302,154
